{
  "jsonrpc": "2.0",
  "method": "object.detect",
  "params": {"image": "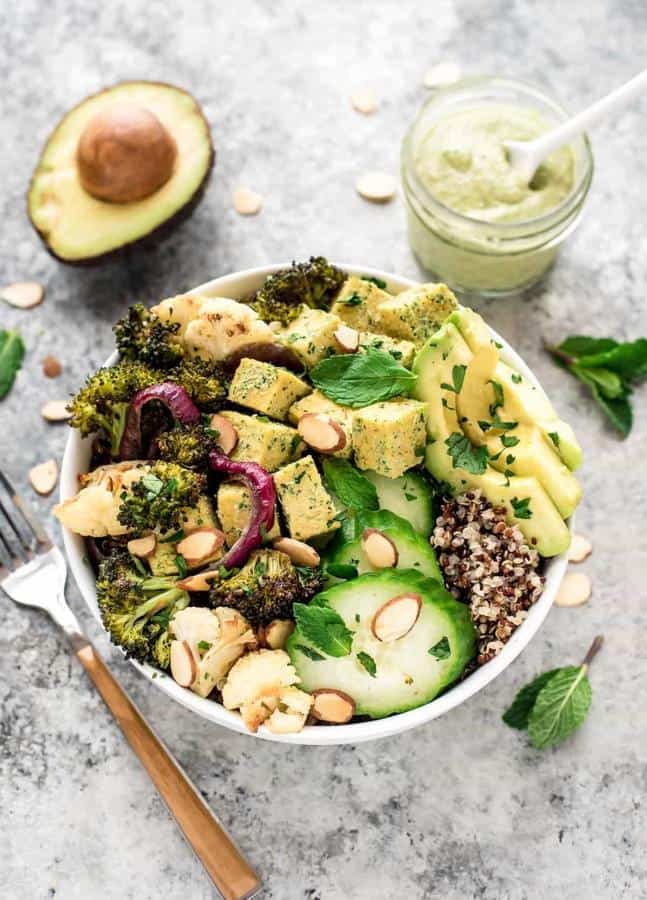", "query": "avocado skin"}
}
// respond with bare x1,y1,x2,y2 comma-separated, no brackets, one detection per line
27,81,214,266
